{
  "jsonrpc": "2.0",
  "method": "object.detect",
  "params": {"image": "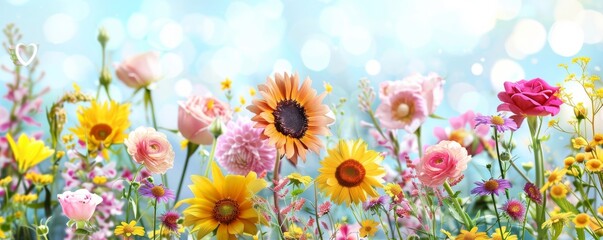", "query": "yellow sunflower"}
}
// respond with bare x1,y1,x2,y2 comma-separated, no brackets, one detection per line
114,220,145,237
316,139,385,205
181,163,267,240
359,220,379,237
455,227,488,240
69,100,130,151
247,72,333,165
6,133,54,174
